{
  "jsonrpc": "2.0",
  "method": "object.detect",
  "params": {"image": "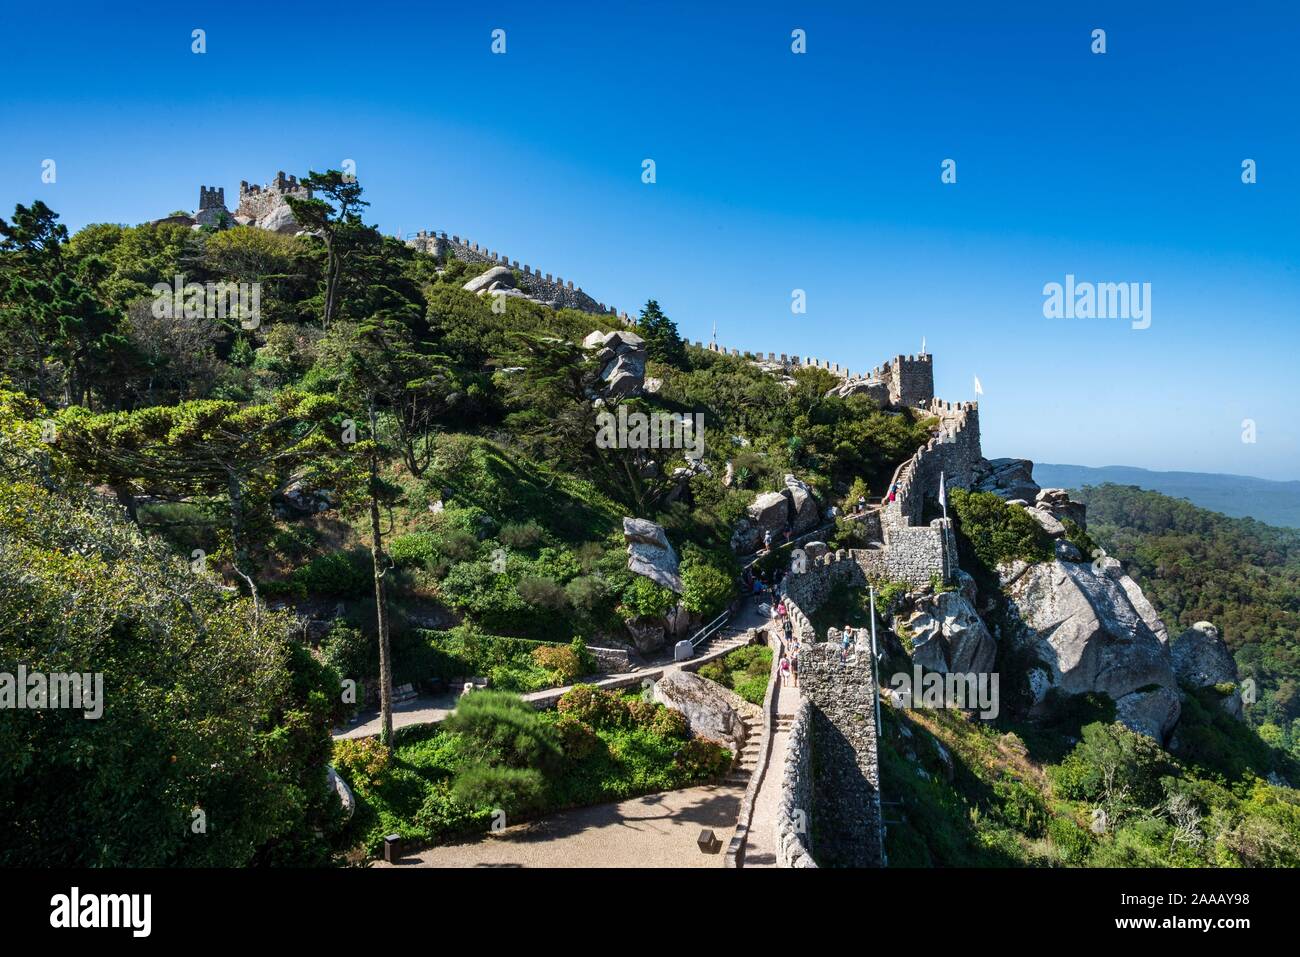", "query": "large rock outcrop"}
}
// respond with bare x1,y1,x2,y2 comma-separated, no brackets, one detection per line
903,590,996,675
623,517,682,593
730,476,822,553
463,265,516,295
784,474,820,533
827,377,891,404
583,330,646,398
651,670,748,754
975,457,1041,502
1172,621,1244,720
256,203,299,234
1001,559,1181,741
1034,488,1087,529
